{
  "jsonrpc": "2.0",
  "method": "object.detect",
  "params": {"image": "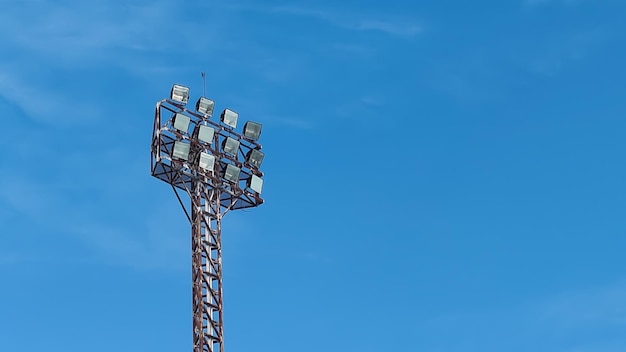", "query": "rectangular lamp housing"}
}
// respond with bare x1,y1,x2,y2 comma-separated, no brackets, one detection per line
221,109,238,128
198,125,215,144
247,149,264,168
171,84,190,104
224,164,241,183
199,152,215,172
243,121,262,141
249,174,263,193
173,141,190,161
173,113,191,133
196,97,215,116
223,137,240,156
